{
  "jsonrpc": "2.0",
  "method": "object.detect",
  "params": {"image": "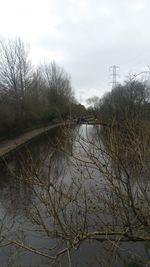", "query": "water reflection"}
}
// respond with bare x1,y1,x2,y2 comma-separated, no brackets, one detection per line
0,125,149,266
0,126,72,212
